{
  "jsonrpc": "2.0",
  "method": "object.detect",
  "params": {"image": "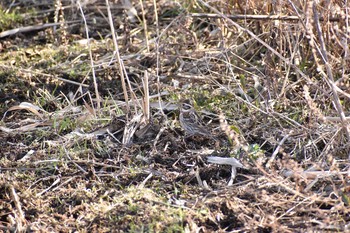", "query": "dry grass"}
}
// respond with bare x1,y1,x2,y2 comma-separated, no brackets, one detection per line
0,0,349,232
